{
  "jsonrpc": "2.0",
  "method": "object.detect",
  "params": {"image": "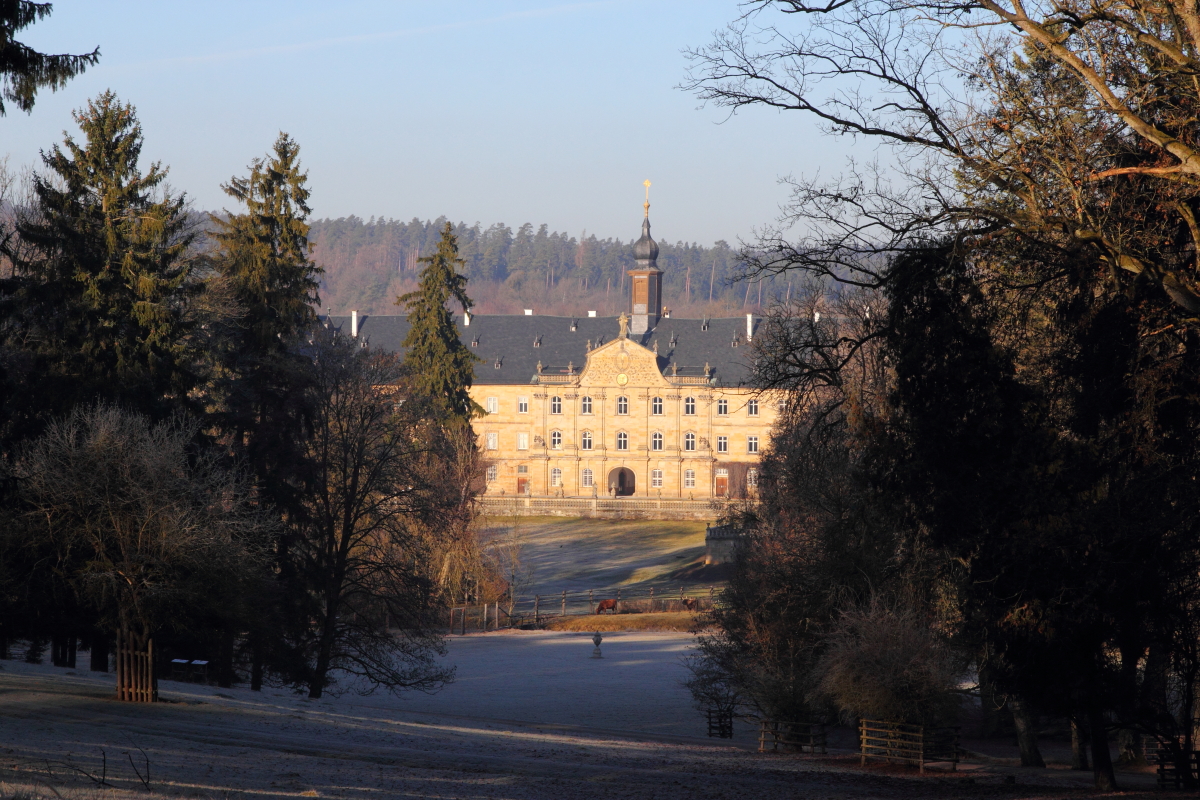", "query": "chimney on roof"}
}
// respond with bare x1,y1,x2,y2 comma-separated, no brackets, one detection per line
524,309,534,316
587,310,597,317
352,310,359,338
746,313,753,342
